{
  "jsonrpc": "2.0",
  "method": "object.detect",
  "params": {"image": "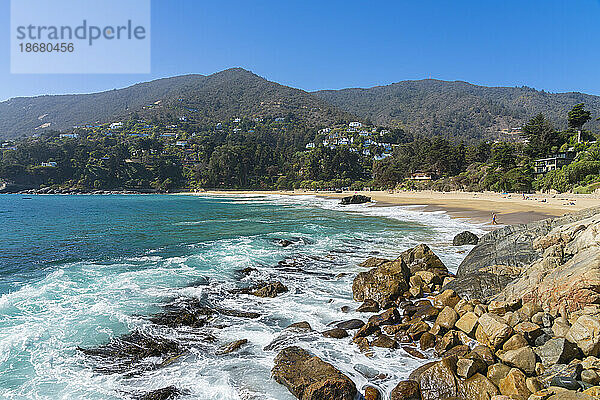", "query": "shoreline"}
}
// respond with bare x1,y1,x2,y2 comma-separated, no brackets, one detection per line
186,189,600,227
